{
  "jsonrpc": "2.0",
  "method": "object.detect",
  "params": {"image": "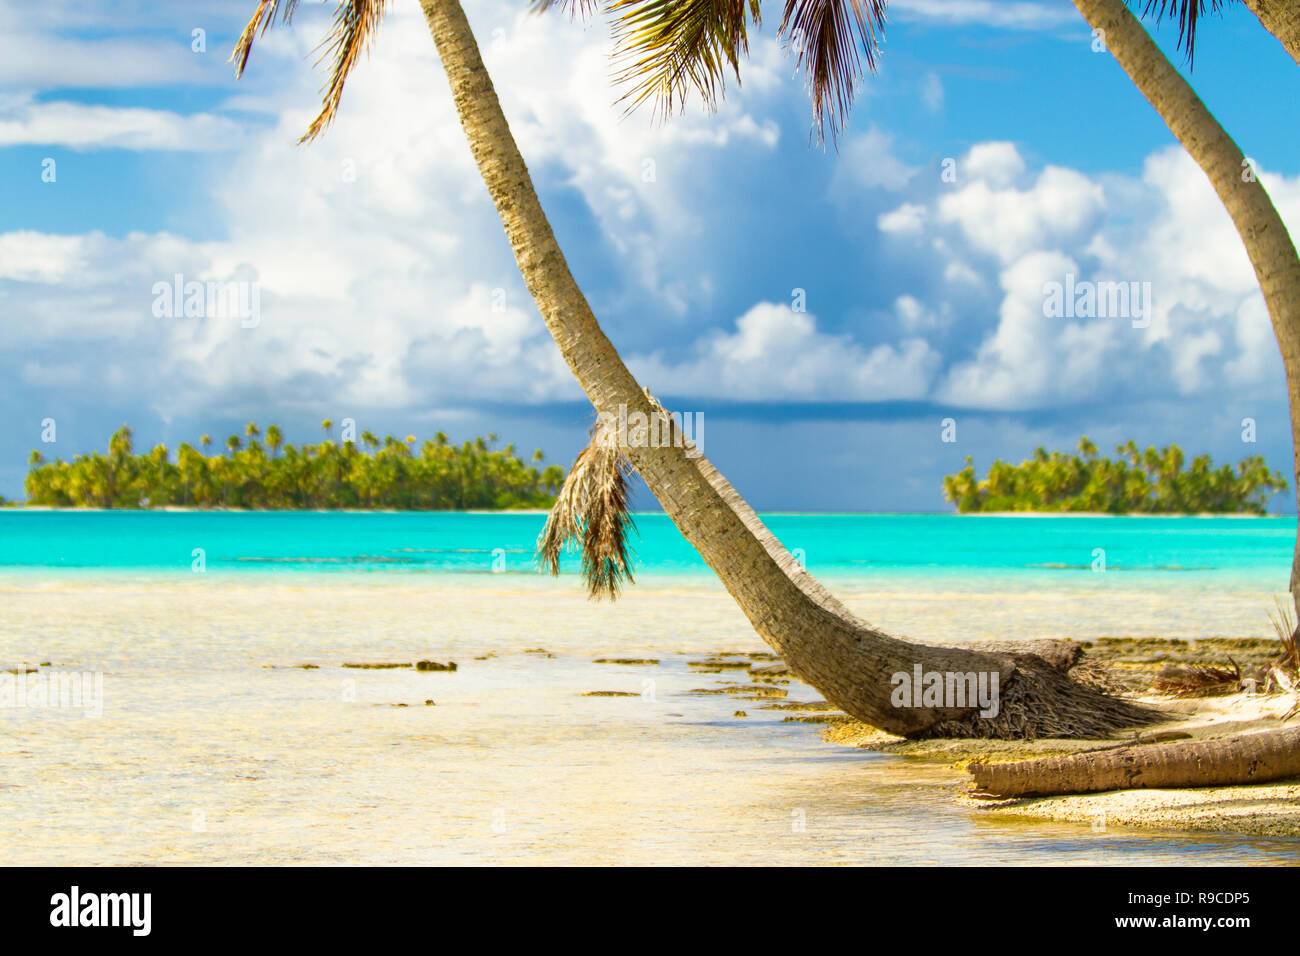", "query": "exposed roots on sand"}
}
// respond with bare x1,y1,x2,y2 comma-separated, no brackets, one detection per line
922,654,1164,740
